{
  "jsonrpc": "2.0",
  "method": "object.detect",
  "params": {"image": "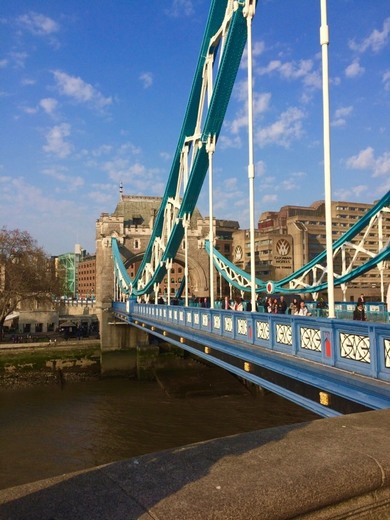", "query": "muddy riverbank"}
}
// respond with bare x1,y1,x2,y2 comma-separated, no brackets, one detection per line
0,340,101,388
